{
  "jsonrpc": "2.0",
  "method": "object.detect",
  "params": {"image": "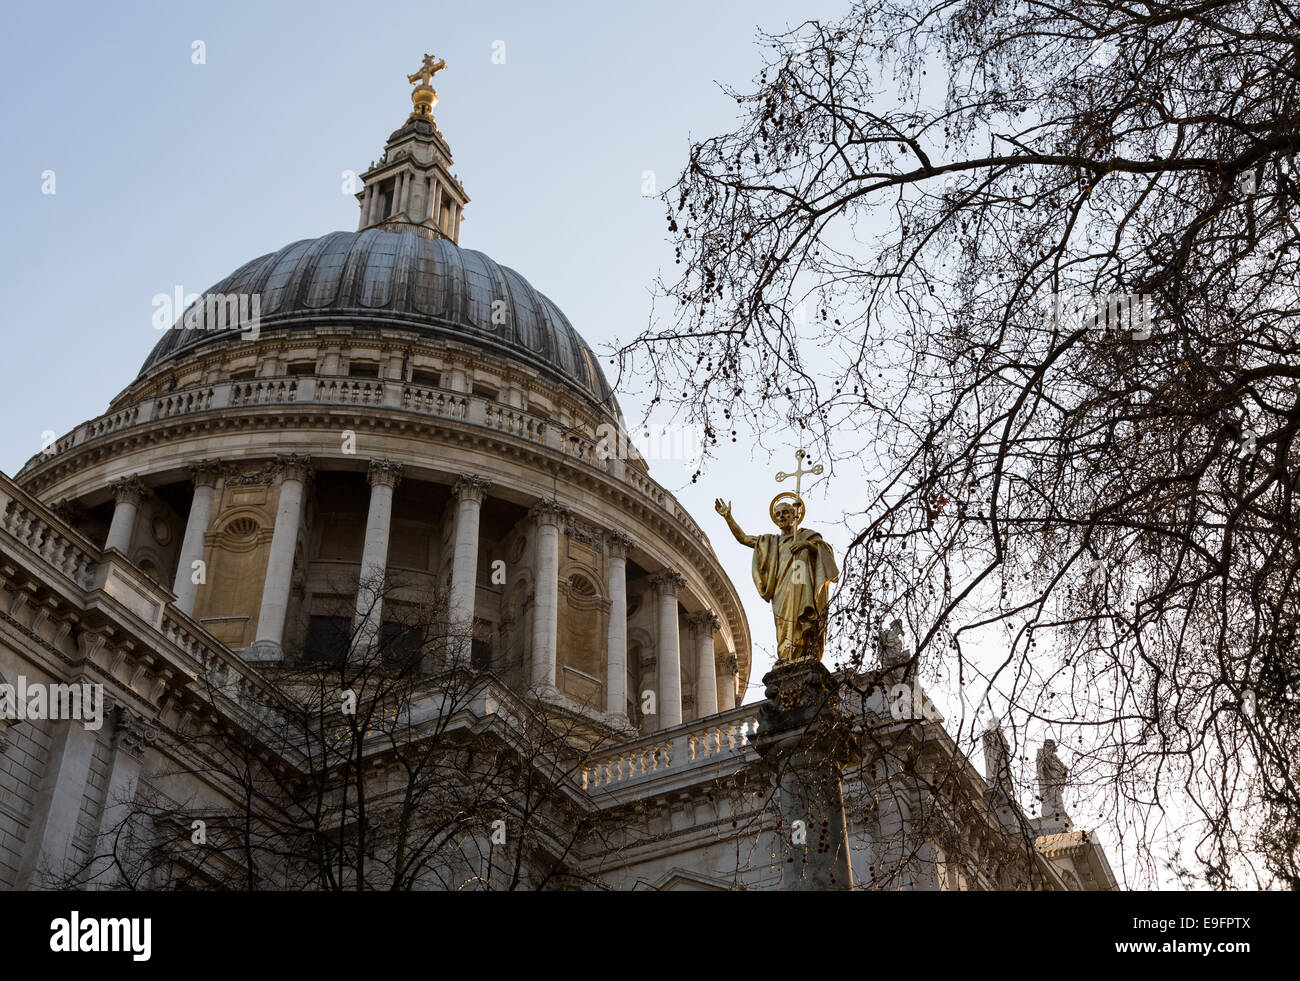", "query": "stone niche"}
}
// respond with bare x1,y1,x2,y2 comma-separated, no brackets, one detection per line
556,532,608,711
192,476,277,649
